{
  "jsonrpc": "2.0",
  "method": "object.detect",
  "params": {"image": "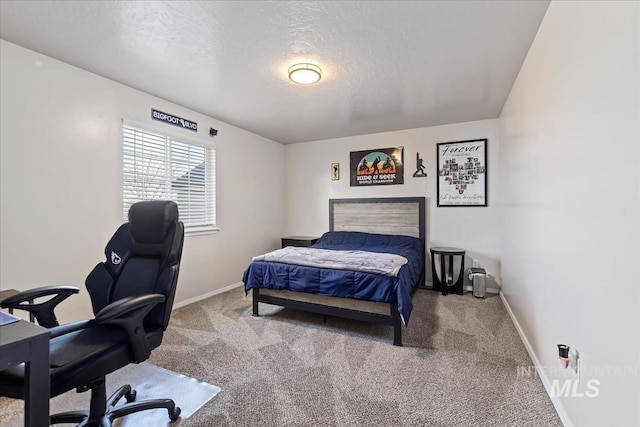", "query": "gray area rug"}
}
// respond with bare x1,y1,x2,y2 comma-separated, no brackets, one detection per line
147,287,562,426
0,362,219,426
